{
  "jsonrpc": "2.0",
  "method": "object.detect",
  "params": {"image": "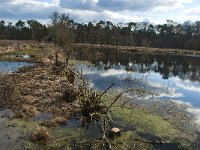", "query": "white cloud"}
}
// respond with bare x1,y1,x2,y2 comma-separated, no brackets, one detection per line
174,77,200,92
183,8,200,16
52,0,60,5
57,0,196,23
60,0,193,12
0,0,197,24
0,0,59,19
99,69,129,77
102,10,143,22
